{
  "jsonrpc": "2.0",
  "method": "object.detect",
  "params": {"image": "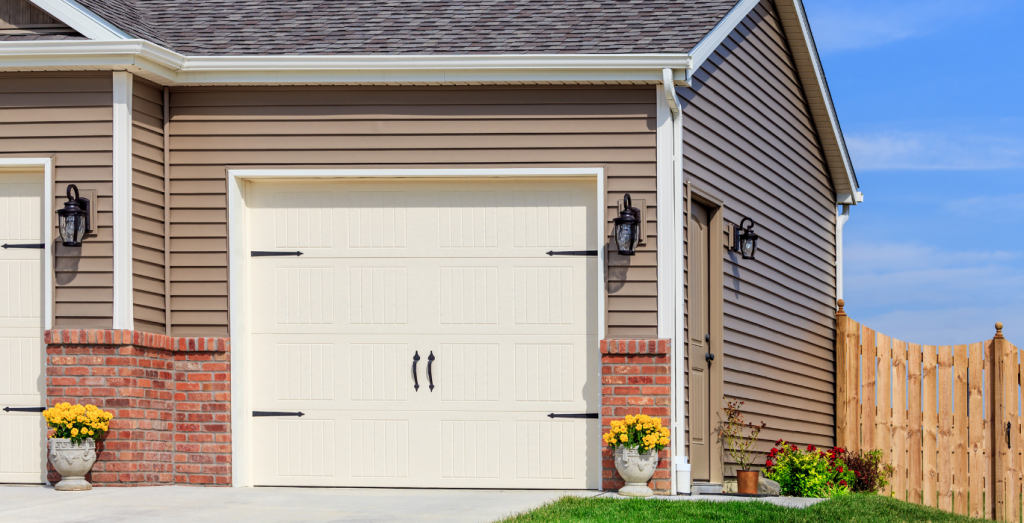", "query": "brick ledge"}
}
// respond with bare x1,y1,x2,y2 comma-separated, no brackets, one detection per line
44,329,230,352
600,338,670,355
